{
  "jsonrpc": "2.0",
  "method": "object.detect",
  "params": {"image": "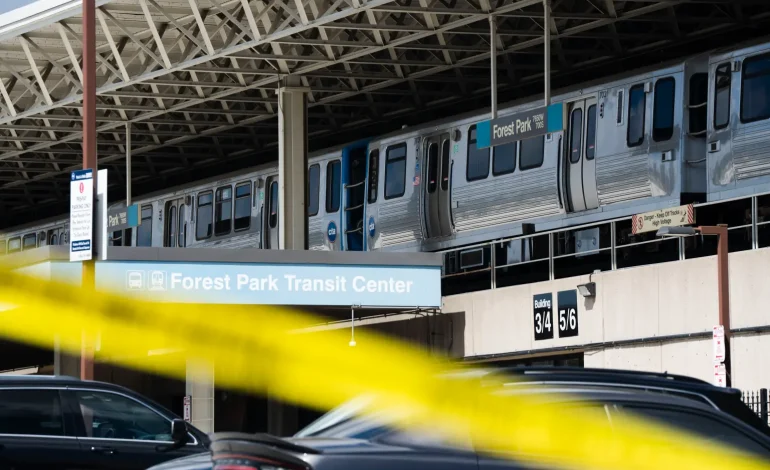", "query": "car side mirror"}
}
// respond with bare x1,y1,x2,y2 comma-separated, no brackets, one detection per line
171,419,189,445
